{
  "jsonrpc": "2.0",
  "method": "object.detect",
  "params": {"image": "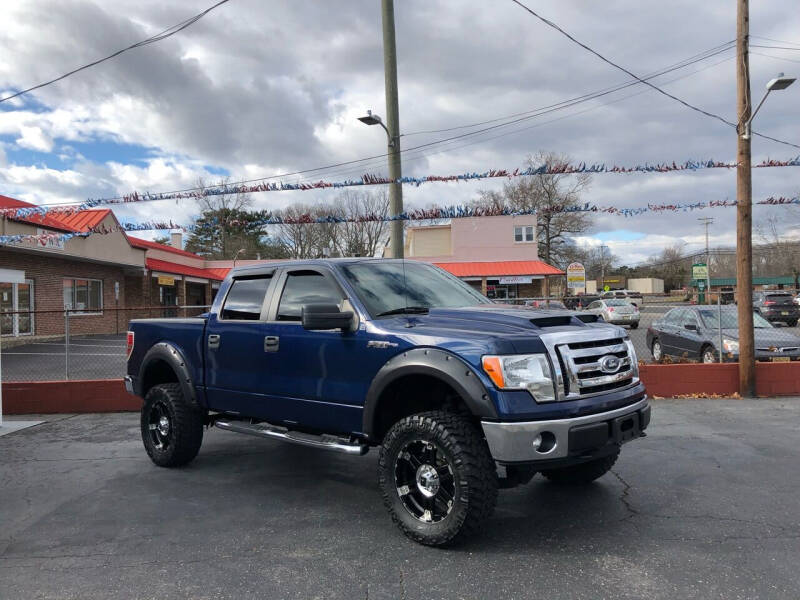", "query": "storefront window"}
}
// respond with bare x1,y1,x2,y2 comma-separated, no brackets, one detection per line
64,278,102,312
